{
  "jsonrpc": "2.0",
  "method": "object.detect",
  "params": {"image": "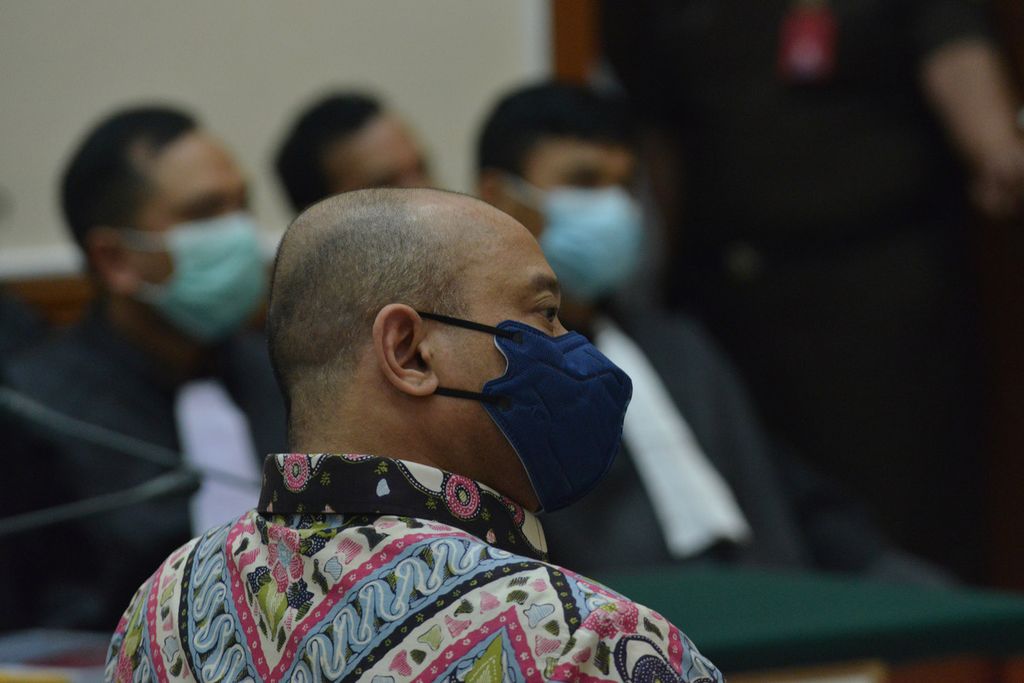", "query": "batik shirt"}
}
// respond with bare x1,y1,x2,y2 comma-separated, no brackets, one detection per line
105,454,723,682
